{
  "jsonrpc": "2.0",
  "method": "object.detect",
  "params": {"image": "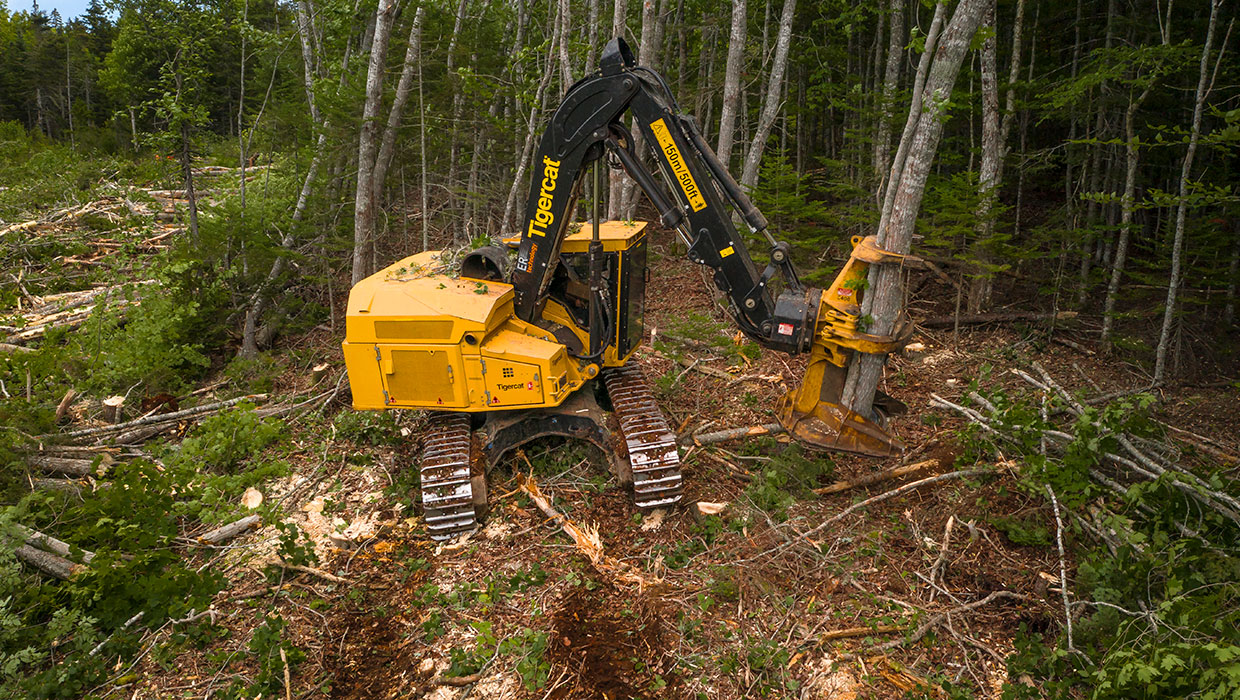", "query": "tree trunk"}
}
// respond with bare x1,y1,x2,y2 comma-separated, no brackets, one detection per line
617,0,663,218
351,0,398,285
739,0,796,190
445,0,471,243
502,5,562,232
1100,94,1146,345
374,5,425,208
586,0,601,72
967,2,1000,314
1154,0,1223,383
874,2,946,238
842,0,988,418
715,0,747,169
874,0,905,190
559,0,574,89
